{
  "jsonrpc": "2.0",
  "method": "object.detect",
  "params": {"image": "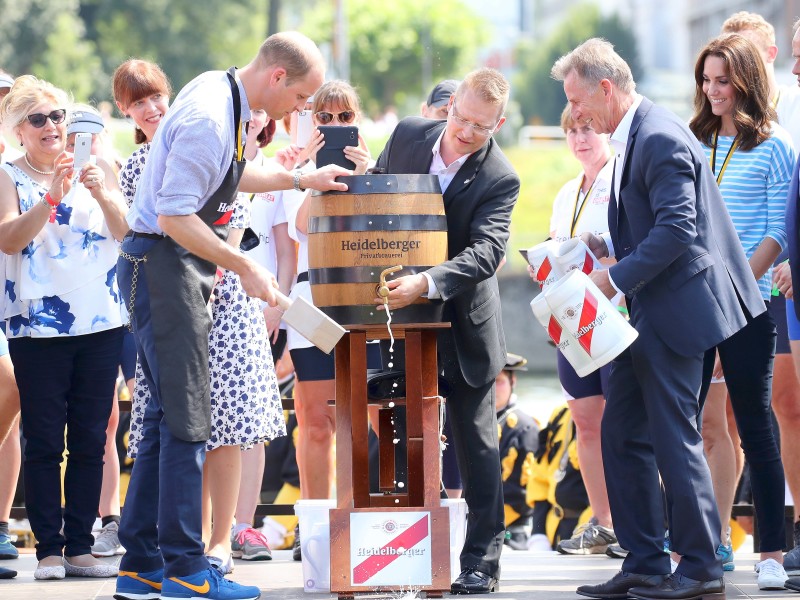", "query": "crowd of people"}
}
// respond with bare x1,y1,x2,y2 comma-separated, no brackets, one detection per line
1,11,800,600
